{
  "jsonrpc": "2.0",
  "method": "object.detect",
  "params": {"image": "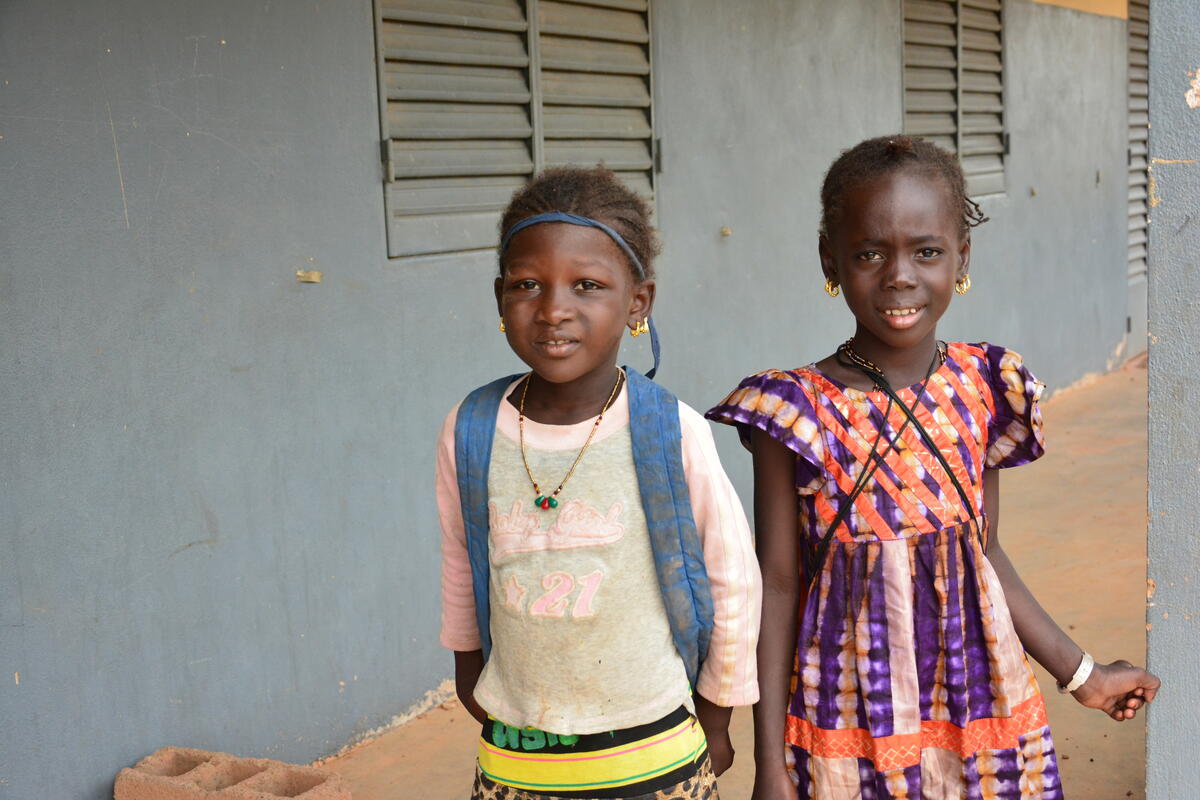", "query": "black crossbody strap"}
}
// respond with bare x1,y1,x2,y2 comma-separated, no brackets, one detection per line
805,347,965,587
804,395,905,582
871,380,976,521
